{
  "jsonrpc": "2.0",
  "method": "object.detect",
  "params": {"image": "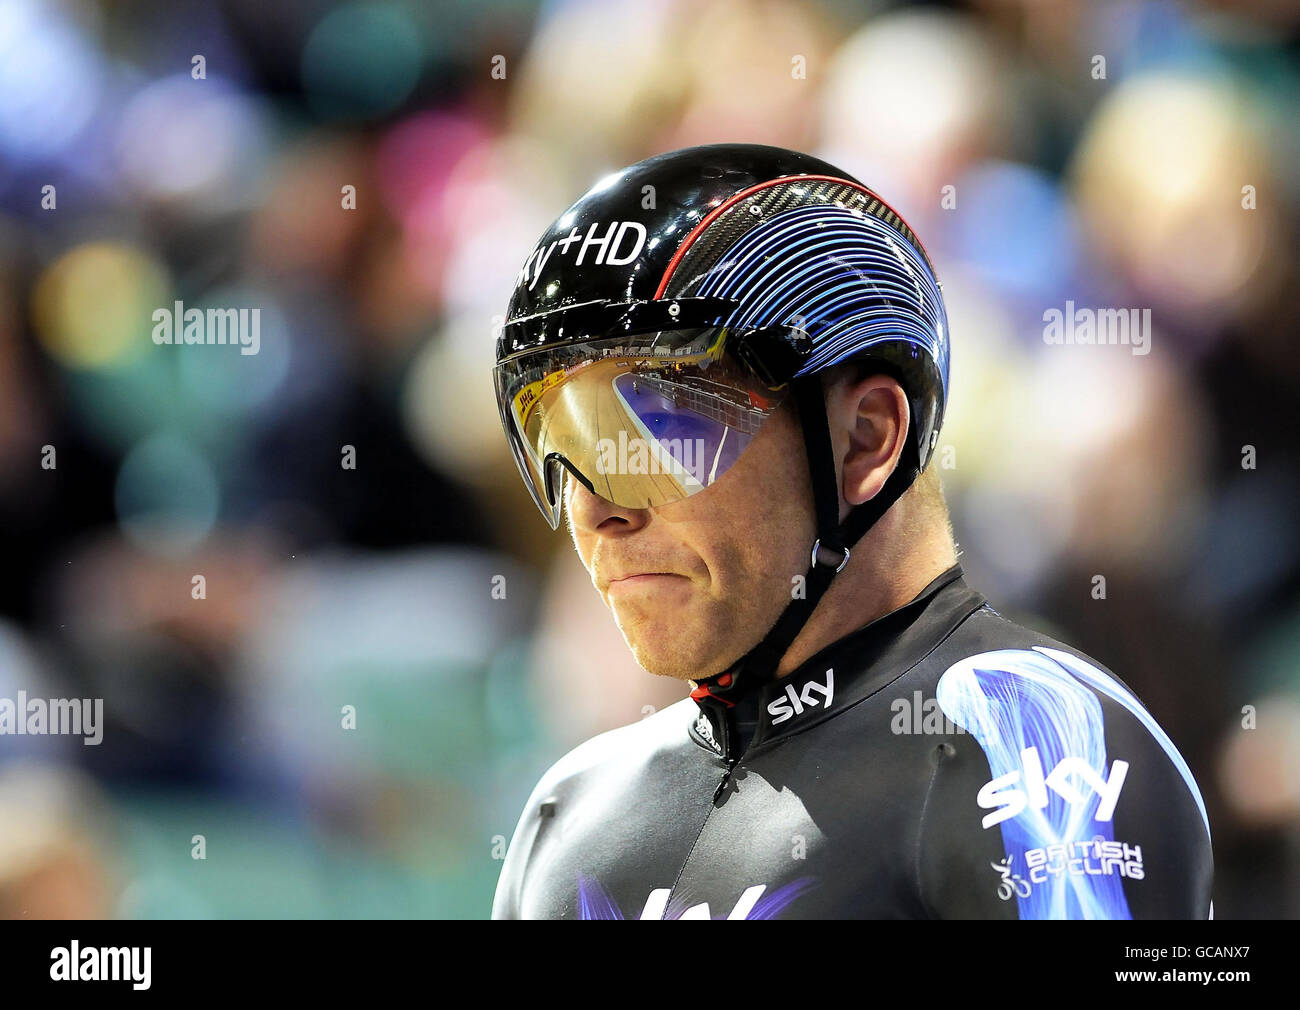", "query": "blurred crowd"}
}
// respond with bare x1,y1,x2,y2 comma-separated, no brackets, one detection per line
0,0,1297,918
